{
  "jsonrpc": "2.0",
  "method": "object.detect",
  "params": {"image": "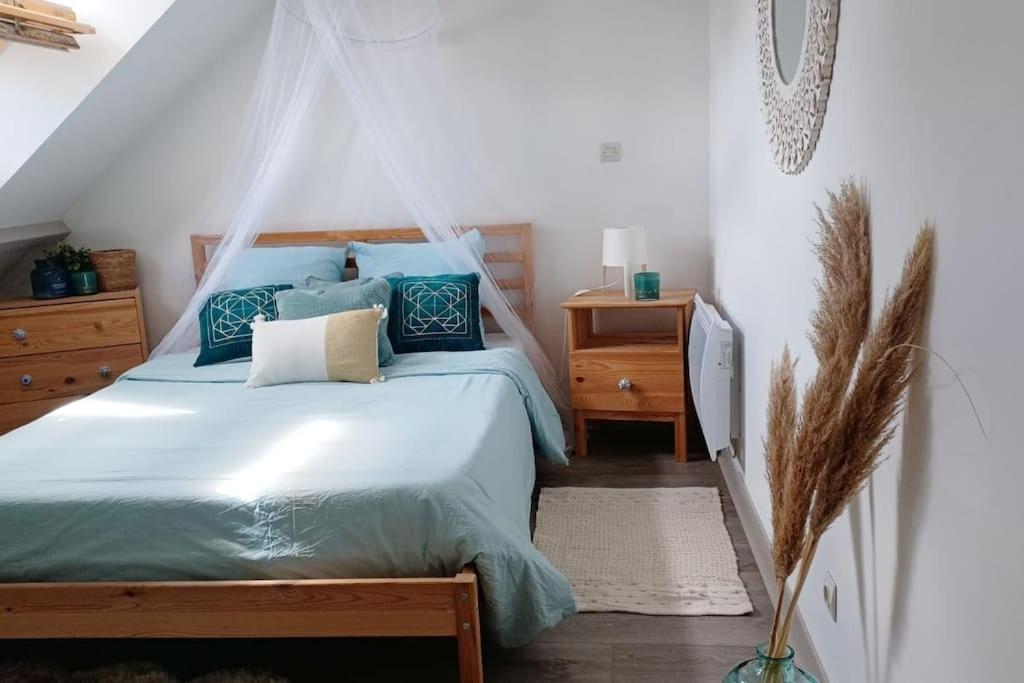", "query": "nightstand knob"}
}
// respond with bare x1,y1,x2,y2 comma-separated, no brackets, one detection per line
617,378,633,392
19,374,32,386
12,328,27,342
98,365,112,378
